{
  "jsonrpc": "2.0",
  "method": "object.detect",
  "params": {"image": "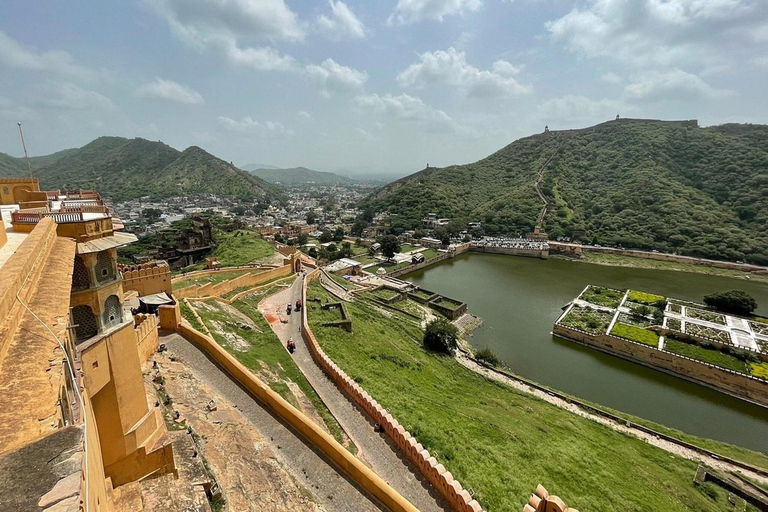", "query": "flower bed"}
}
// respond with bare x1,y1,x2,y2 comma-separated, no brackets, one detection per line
669,303,682,314
618,312,652,328
559,306,613,334
627,290,665,305
685,308,727,325
580,286,624,308
666,318,682,332
750,321,768,336
610,323,659,347
684,323,731,344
